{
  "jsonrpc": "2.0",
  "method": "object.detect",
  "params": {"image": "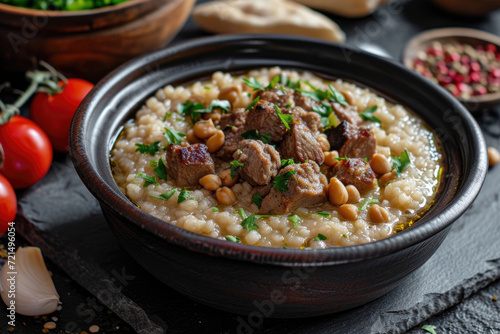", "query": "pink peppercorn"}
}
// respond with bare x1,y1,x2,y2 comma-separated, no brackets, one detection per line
470,62,481,72
486,44,497,53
